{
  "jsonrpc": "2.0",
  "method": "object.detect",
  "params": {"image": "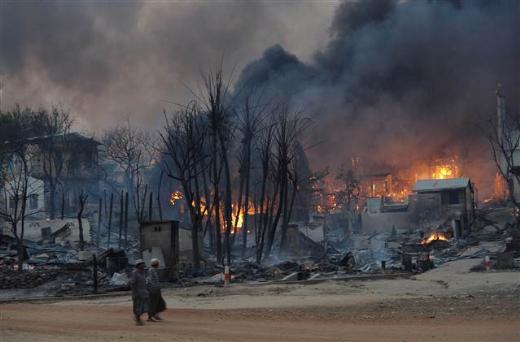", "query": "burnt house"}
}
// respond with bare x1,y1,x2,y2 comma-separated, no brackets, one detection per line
411,177,475,235
27,133,102,215
361,172,393,198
